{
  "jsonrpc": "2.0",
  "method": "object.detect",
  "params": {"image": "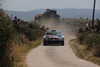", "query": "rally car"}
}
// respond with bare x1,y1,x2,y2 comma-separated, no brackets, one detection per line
43,29,64,46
